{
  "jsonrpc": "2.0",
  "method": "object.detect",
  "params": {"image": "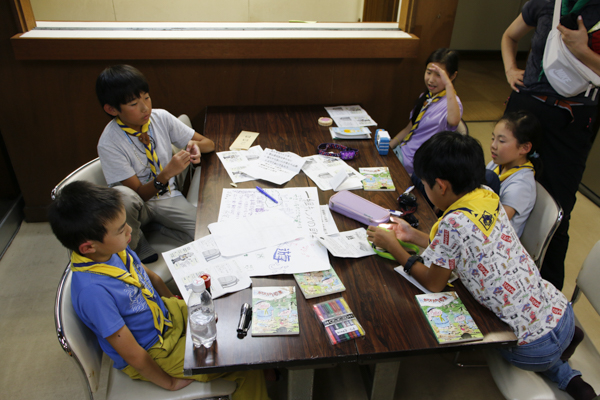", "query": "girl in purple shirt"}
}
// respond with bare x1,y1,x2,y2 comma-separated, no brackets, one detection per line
390,48,463,175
